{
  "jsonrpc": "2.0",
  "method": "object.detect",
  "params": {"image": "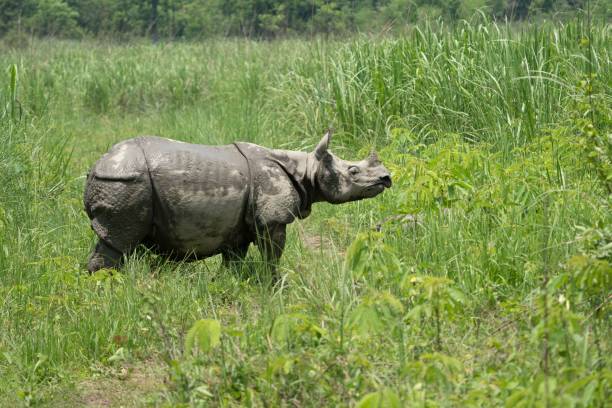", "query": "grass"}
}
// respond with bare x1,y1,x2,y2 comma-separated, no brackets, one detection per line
0,18,610,406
